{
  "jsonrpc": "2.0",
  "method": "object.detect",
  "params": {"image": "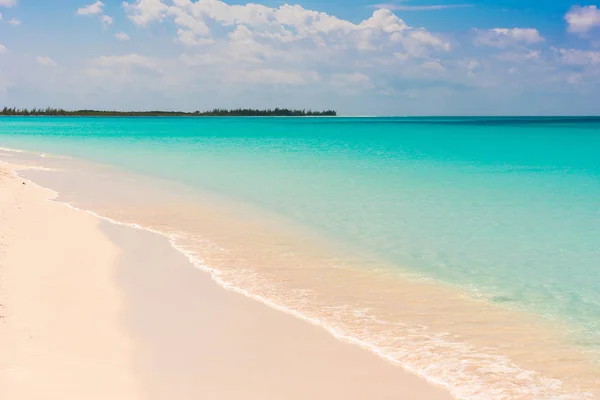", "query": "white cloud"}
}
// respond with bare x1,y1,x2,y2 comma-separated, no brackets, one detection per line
77,1,104,15
77,1,114,28
0,44,7,54
0,0,17,7
473,28,544,48
123,0,450,58
114,32,131,41
102,14,113,25
116,1,459,97
565,5,600,35
7,17,20,25
372,3,473,11
553,47,600,65
406,29,452,53
36,56,57,68
122,0,168,26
